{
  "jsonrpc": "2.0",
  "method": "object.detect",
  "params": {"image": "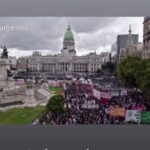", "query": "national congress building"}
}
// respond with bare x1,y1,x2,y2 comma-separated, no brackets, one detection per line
27,25,110,77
